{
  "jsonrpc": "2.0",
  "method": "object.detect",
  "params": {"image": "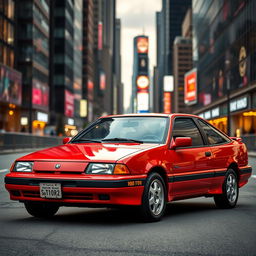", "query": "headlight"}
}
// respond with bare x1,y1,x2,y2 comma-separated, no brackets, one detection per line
86,163,115,174
14,162,34,172
86,163,130,175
